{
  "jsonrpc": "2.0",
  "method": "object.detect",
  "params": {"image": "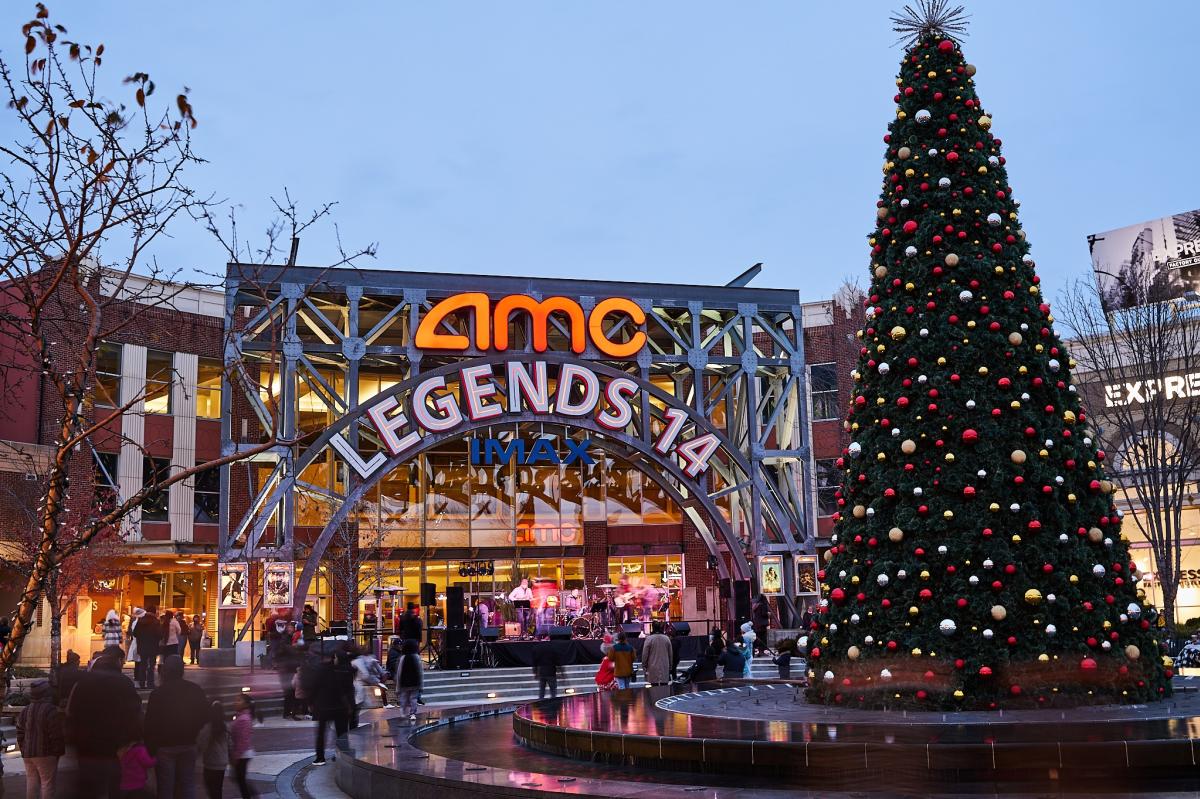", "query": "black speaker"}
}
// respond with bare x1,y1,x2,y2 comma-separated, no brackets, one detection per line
549,625,572,640
481,626,501,642
445,627,469,649
734,579,752,622
718,578,732,599
446,586,465,628
670,621,691,636
621,622,643,639
420,582,436,606
441,646,471,669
